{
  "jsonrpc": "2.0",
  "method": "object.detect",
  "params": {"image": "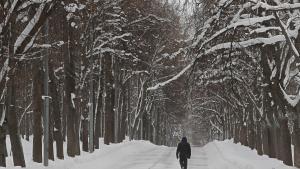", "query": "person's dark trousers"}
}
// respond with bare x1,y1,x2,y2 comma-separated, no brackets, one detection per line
179,158,187,169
